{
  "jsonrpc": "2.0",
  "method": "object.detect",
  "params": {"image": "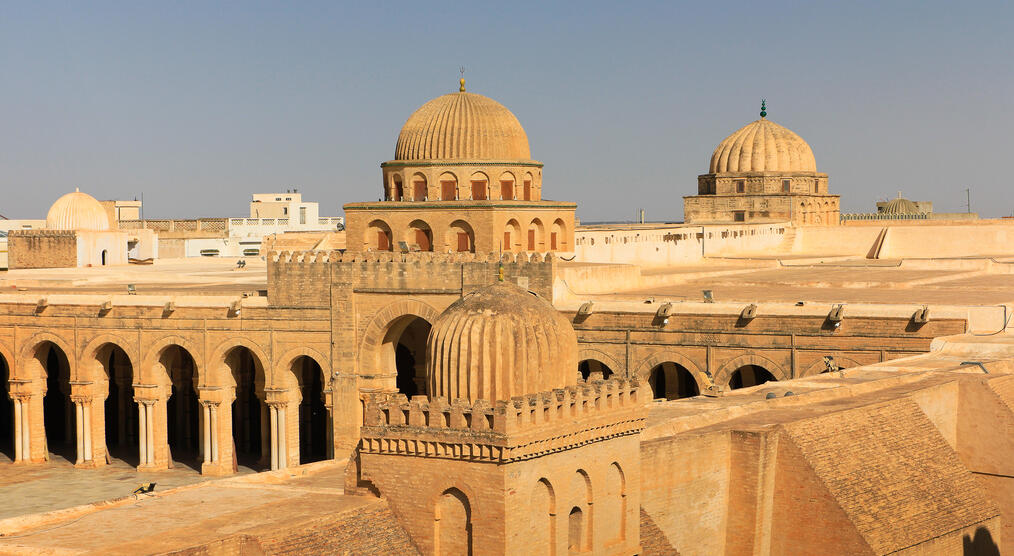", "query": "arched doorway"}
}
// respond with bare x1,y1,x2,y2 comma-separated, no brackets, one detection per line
294,356,328,464
226,346,266,470
99,344,138,466
0,354,11,462
578,359,614,381
100,250,108,265
38,342,74,462
383,316,431,397
647,362,700,400
435,488,473,556
162,346,199,469
728,365,777,389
